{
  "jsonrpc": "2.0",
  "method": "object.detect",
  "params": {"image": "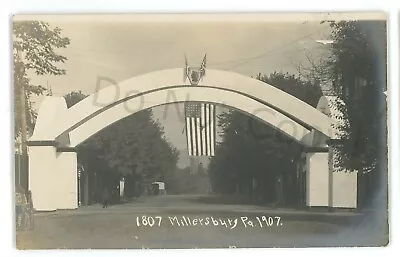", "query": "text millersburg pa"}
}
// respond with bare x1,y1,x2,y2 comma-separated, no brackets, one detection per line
136,215,283,229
